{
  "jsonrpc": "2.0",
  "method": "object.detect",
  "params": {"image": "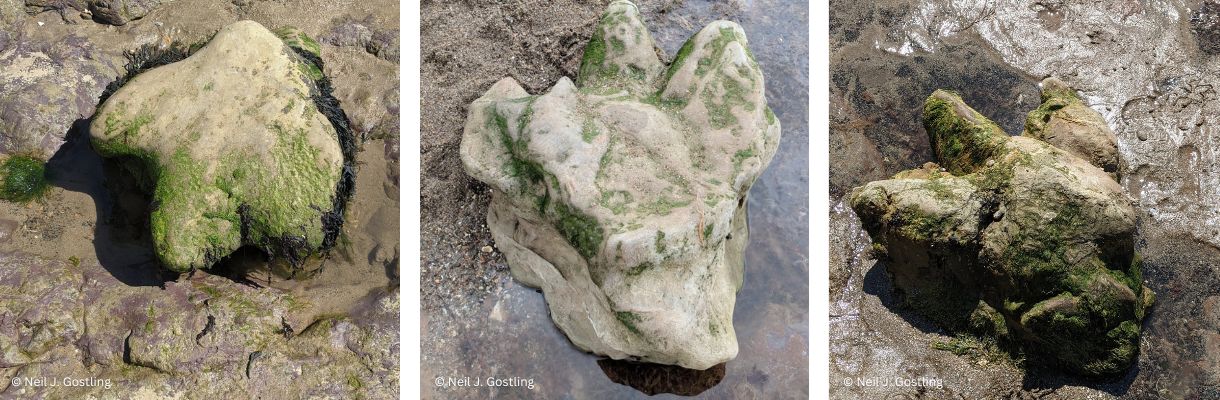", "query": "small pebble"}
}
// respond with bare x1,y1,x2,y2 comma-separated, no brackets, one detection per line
481,245,493,253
